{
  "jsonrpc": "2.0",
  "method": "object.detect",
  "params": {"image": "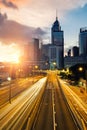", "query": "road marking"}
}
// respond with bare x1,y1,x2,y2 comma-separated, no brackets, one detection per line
52,89,57,130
